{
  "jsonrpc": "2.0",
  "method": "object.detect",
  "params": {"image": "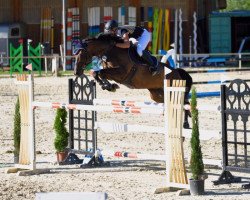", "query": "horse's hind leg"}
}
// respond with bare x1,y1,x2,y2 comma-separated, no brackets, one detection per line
183,89,192,129
183,110,191,129
148,89,164,103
